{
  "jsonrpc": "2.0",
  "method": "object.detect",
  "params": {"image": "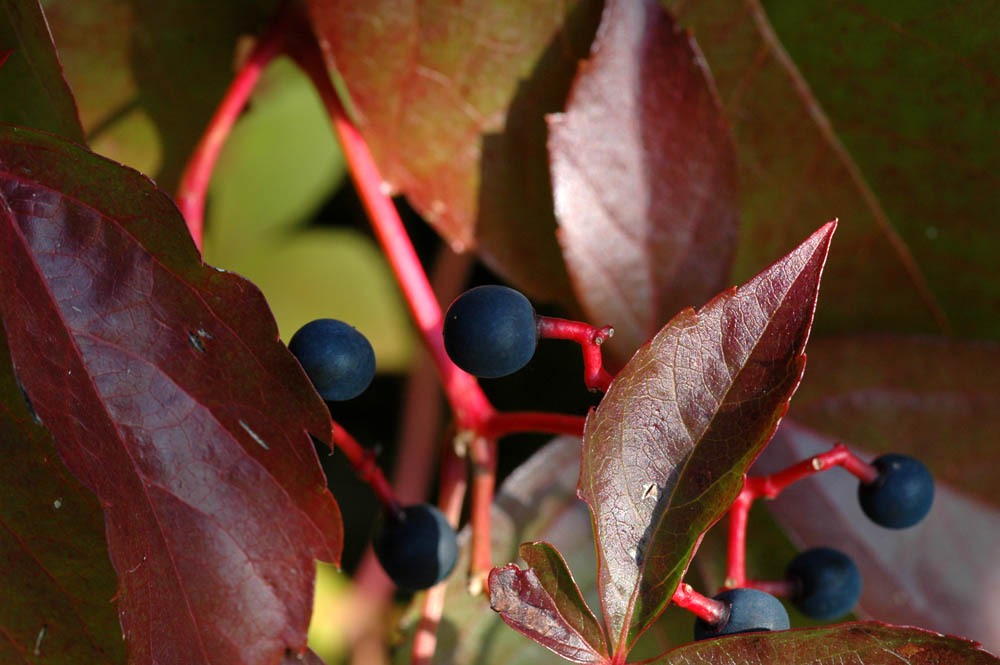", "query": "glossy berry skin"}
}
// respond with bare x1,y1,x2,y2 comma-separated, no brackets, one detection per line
288,319,375,401
693,588,790,641
786,547,862,621
373,503,458,591
443,285,537,378
858,454,934,529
